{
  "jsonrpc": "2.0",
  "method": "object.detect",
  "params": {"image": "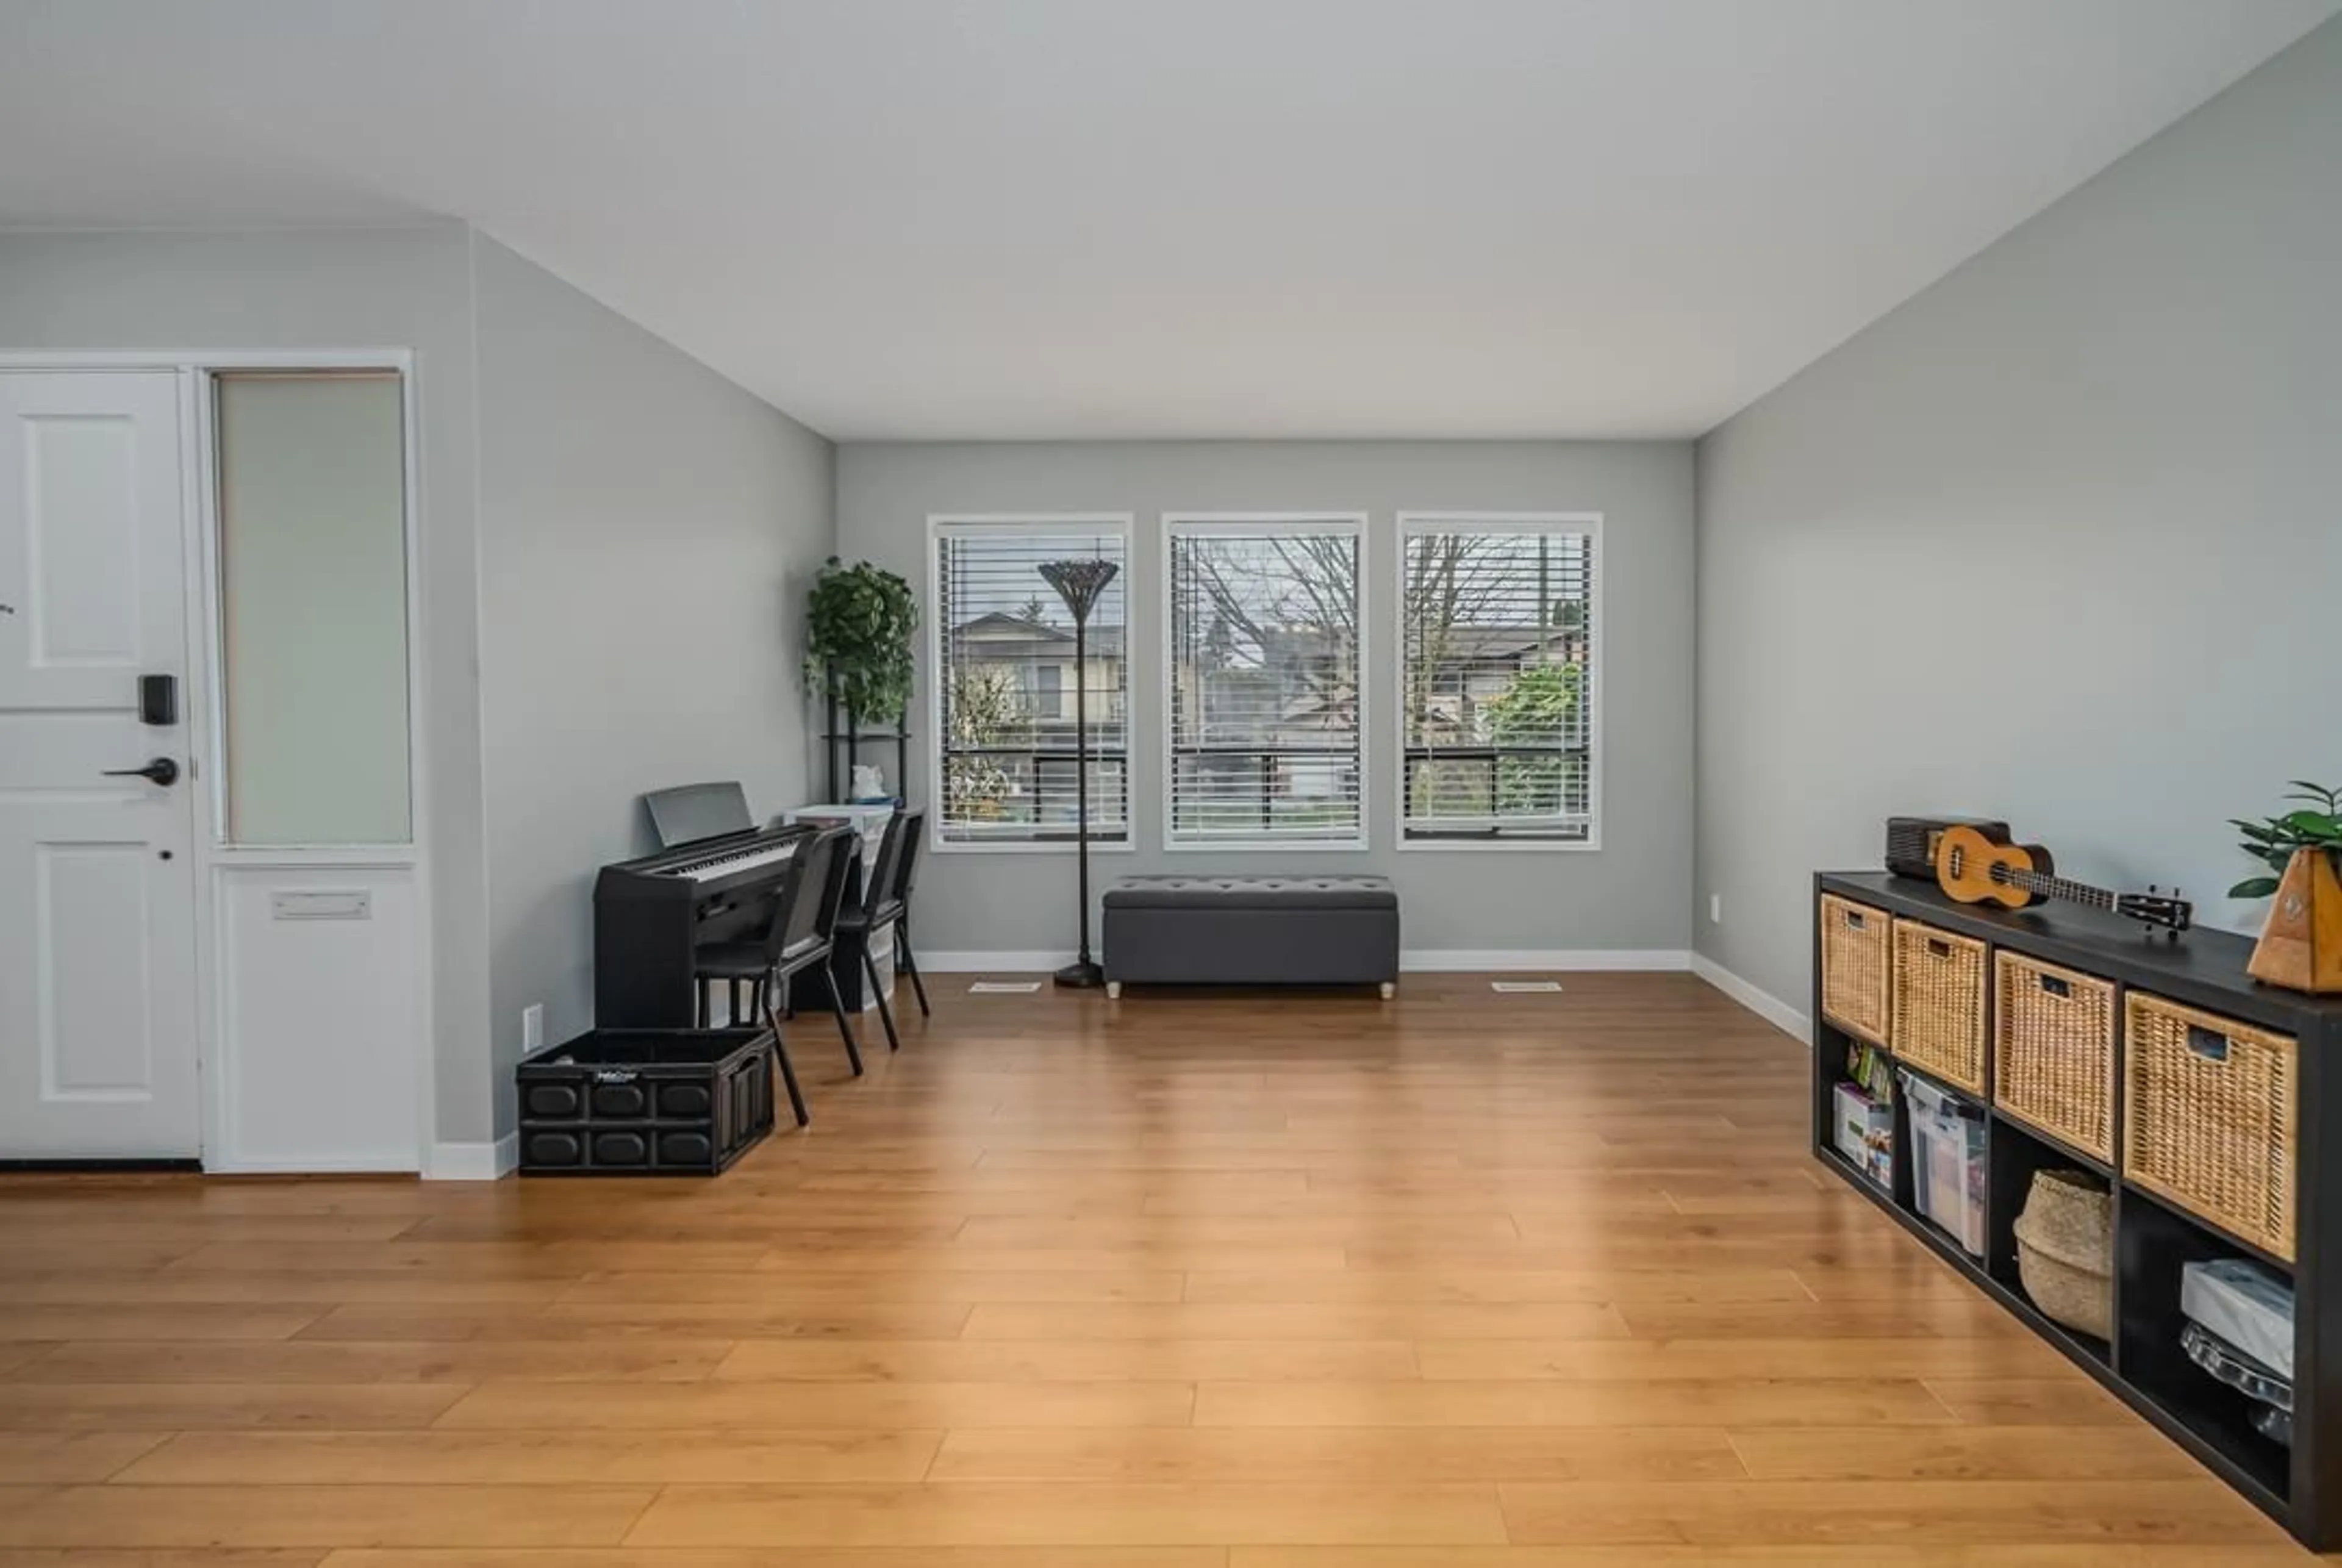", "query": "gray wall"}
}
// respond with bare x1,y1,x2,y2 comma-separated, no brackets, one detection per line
472,238,834,1128
1694,20,2342,1019
0,225,499,1143
836,440,1696,958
